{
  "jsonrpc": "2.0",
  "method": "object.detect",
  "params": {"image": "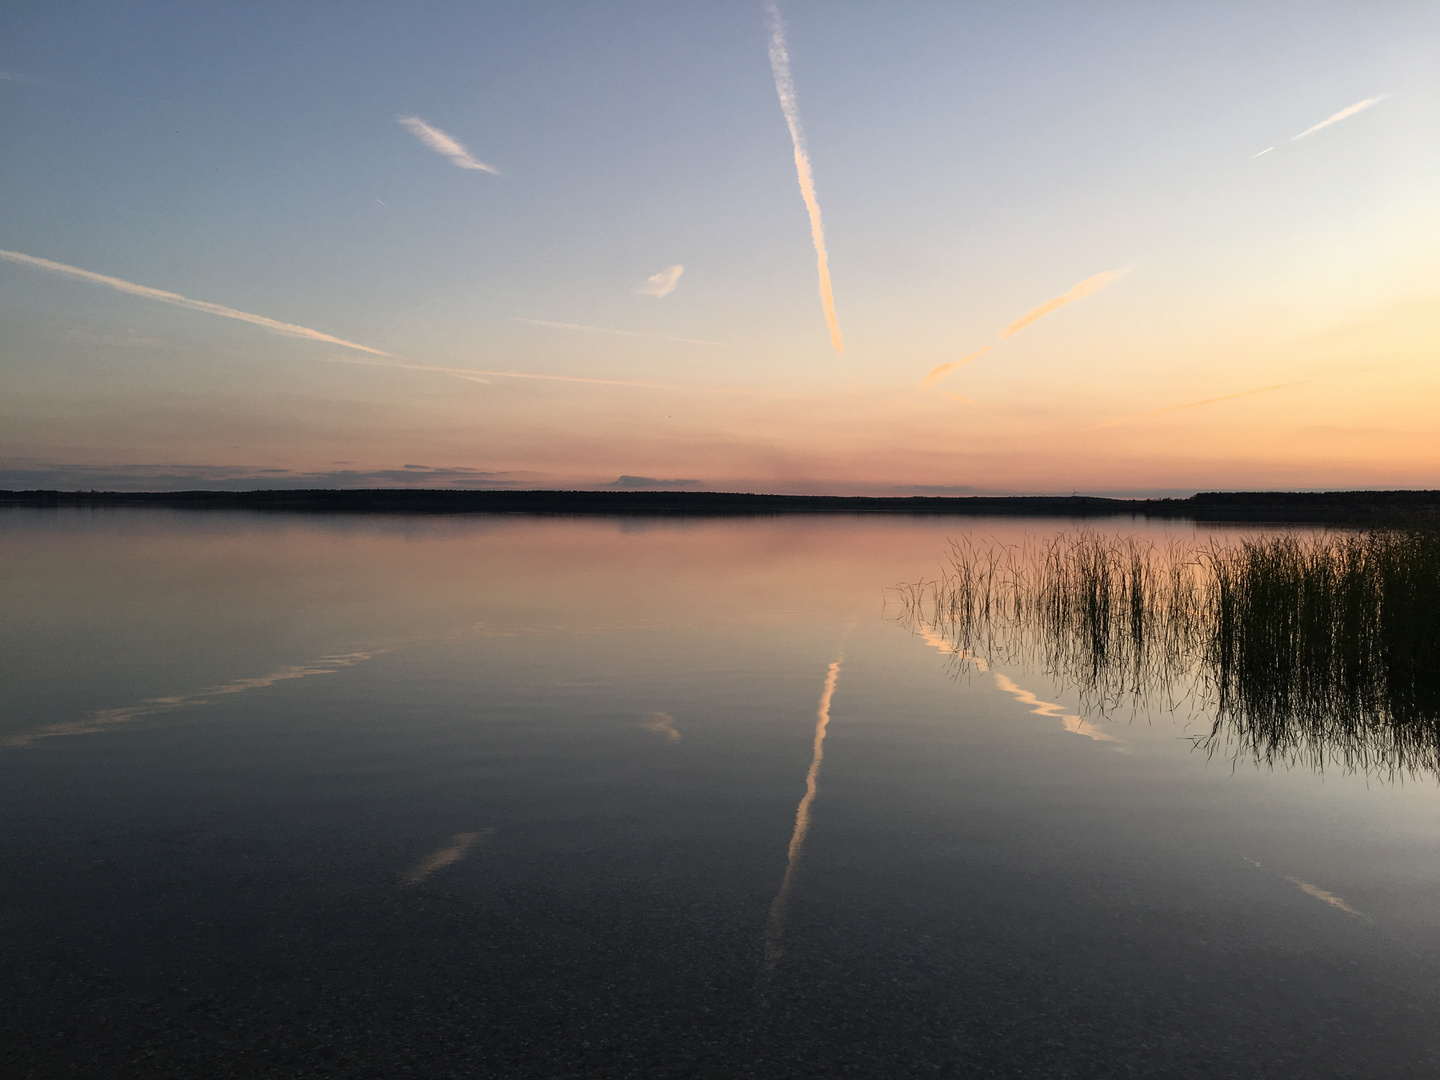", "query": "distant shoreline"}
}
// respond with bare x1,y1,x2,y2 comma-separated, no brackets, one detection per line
4,488,1440,524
